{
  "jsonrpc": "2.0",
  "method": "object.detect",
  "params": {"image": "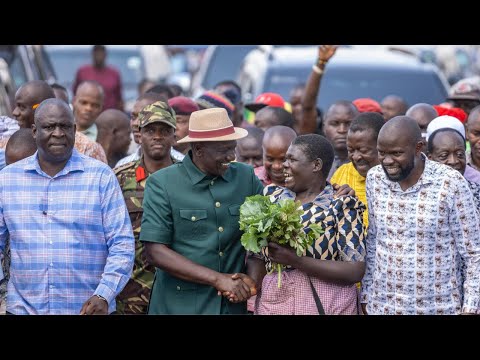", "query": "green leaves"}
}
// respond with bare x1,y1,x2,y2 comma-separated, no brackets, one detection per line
239,194,324,256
